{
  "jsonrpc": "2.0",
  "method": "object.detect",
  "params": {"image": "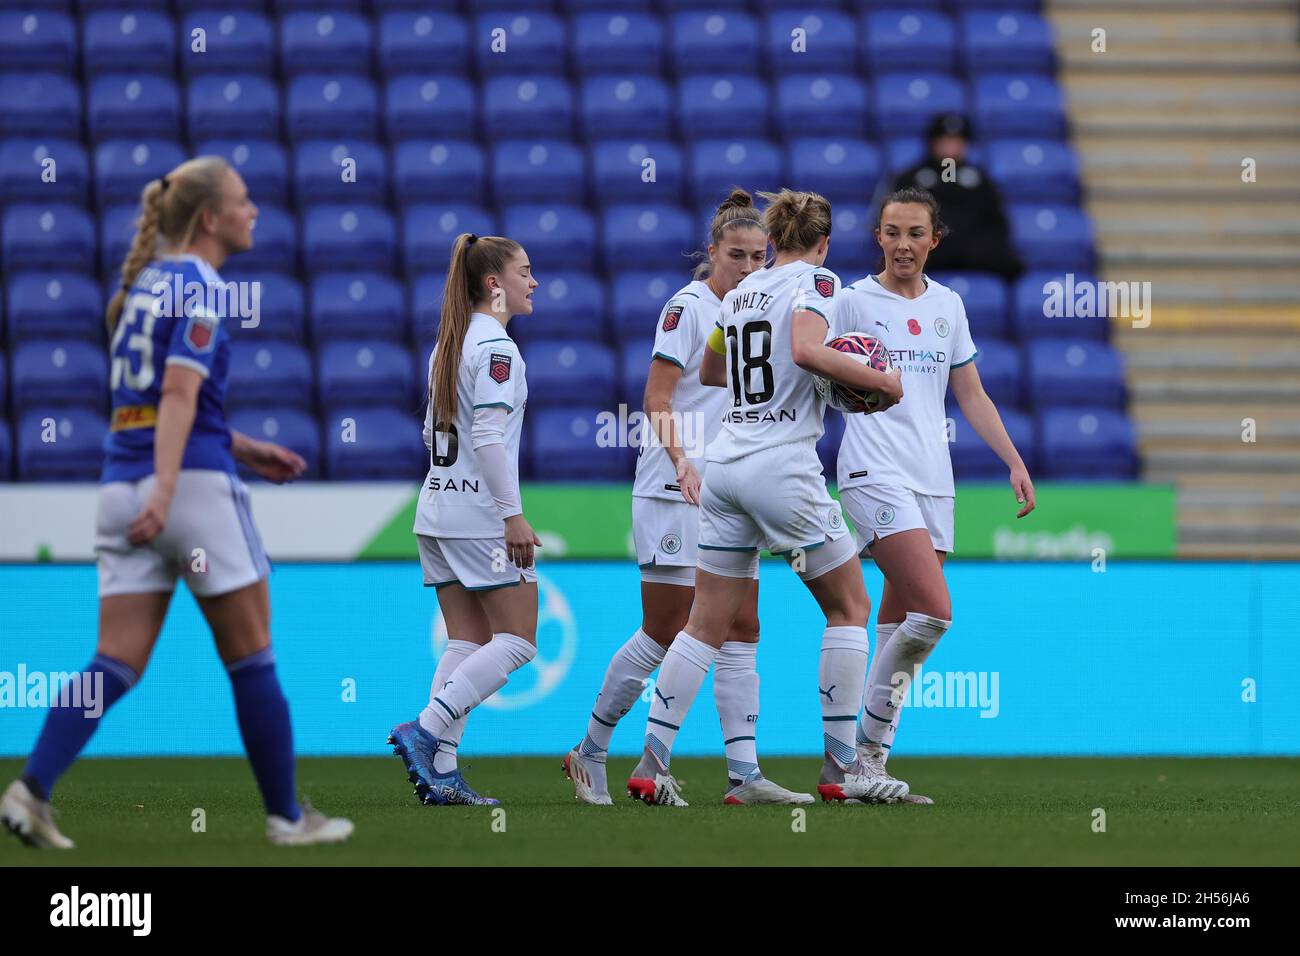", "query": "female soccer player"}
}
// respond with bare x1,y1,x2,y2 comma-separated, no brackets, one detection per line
565,190,810,807
388,233,540,807
0,157,353,847
836,187,1037,803
626,189,909,806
